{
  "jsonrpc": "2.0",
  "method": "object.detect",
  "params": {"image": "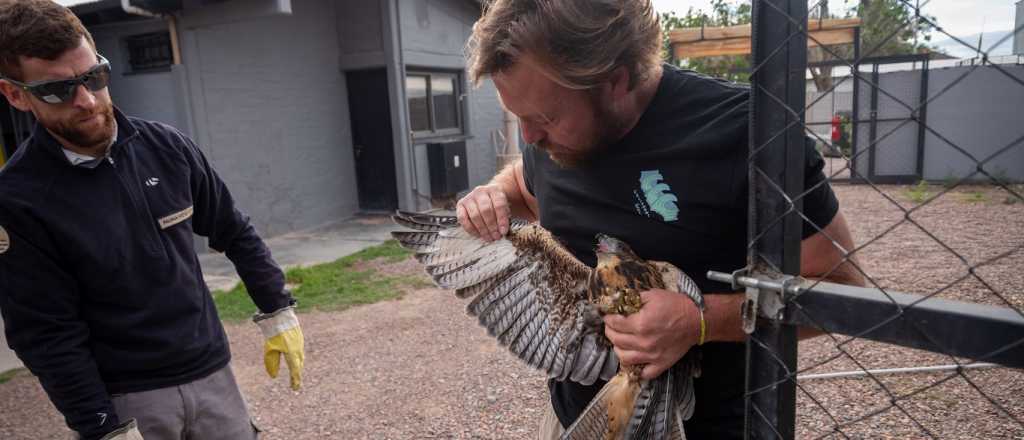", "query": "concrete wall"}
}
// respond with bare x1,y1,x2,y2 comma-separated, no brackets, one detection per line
853,64,1024,182
336,0,388,70
397,0,501,211
177,0,359,237
90,19,191,134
